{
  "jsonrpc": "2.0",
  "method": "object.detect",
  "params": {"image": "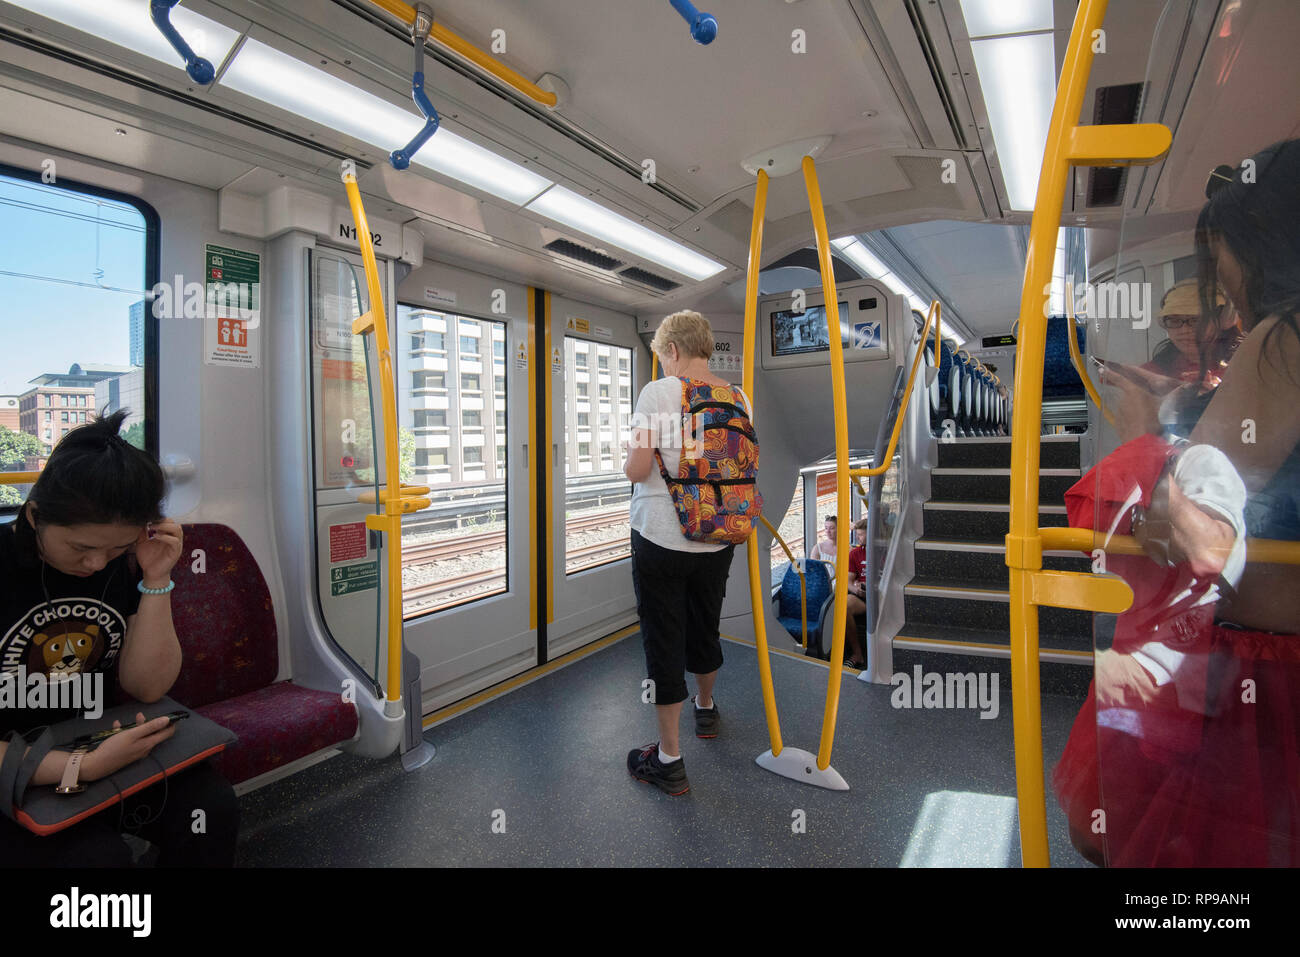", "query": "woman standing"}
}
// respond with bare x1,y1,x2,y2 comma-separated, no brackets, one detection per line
623,311,754,795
